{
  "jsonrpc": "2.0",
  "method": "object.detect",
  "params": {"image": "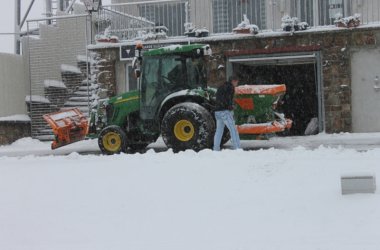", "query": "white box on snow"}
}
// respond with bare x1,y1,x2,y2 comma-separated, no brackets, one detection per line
341,174,376,195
